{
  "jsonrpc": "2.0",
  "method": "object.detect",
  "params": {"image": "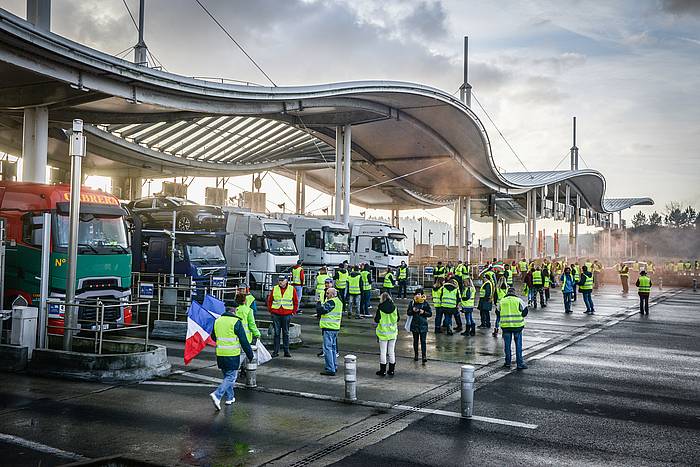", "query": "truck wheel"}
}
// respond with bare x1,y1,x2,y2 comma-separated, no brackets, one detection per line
177,213,193,231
